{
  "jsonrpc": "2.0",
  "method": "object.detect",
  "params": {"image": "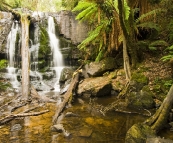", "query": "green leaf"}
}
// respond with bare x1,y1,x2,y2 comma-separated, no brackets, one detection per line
149,40,168,47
